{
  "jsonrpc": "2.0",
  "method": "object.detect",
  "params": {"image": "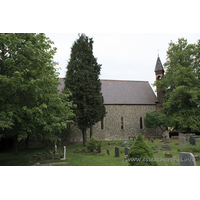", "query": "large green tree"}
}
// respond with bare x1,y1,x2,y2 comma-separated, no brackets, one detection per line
144,110,168,132
64,34,106,146
155,38,200,132
0,33,75,154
